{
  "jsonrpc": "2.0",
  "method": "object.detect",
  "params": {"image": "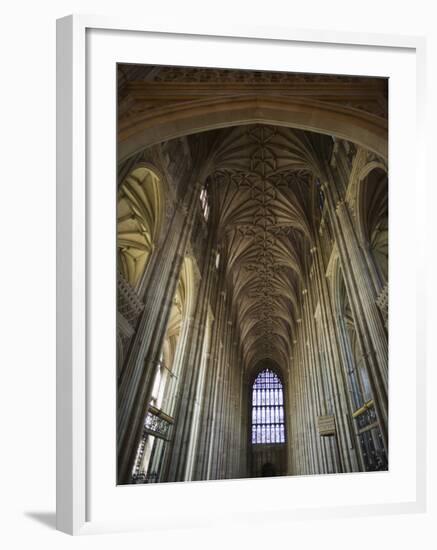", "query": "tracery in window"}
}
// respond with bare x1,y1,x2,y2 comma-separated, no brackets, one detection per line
251,369,285,444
